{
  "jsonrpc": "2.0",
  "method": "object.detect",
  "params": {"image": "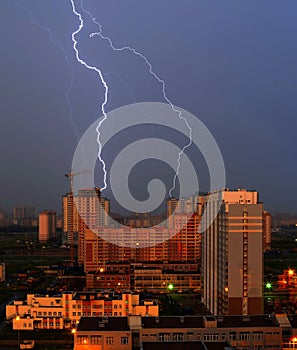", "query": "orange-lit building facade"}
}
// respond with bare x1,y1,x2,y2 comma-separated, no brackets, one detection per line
75,192,201,273
7,291,158,331
86,262,201,292
202,189,264,316
81,210,201,273
73,315,282,350
38,210,56,242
